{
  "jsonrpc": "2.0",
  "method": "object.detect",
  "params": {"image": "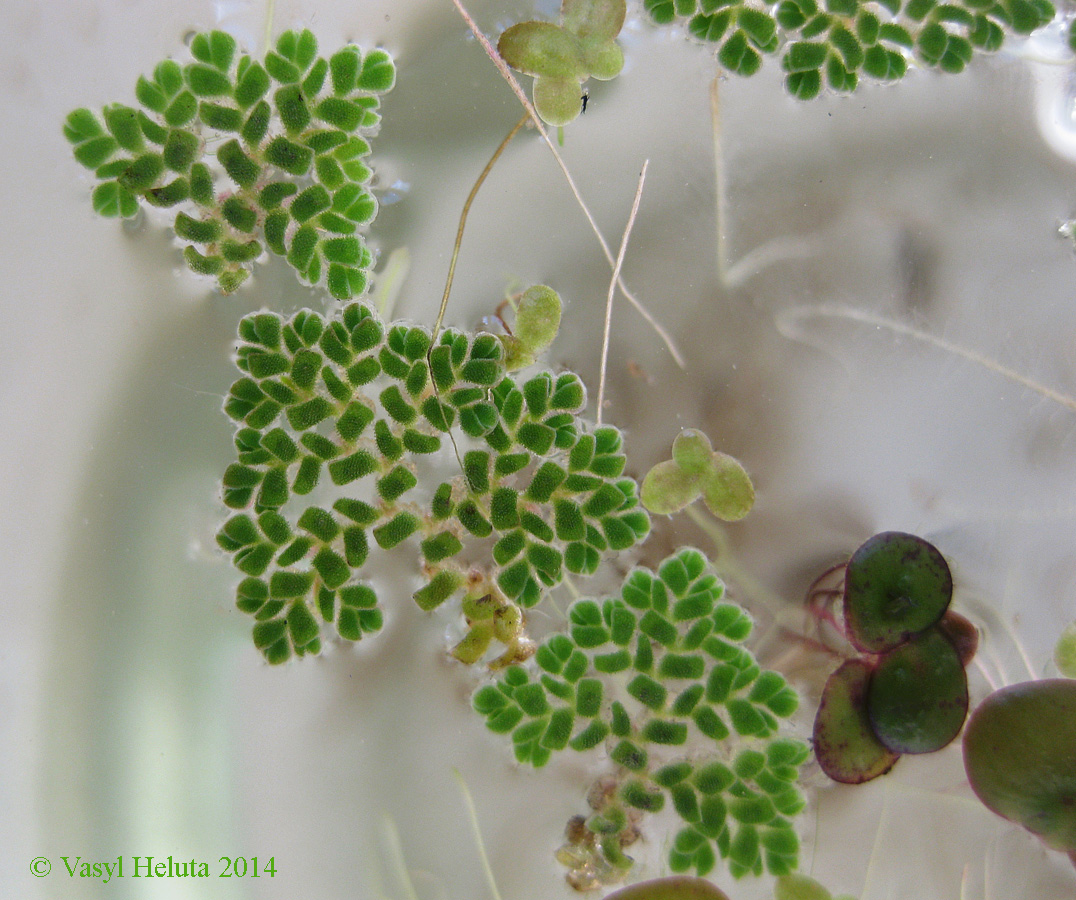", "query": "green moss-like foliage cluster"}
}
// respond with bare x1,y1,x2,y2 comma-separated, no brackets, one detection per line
644,0,1054,98
64,29,394,296
473,548,806,883
217,302,649,665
